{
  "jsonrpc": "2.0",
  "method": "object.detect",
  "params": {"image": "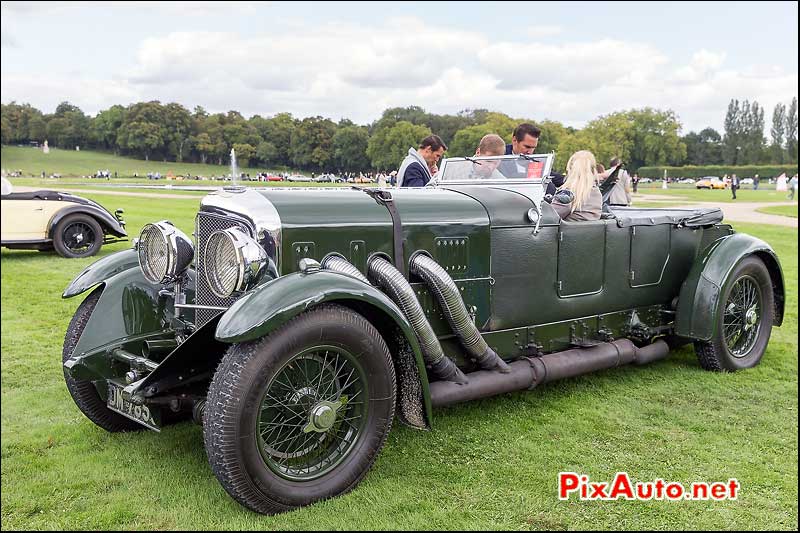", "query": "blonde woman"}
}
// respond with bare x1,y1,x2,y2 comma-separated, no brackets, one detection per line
551,150,602,221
